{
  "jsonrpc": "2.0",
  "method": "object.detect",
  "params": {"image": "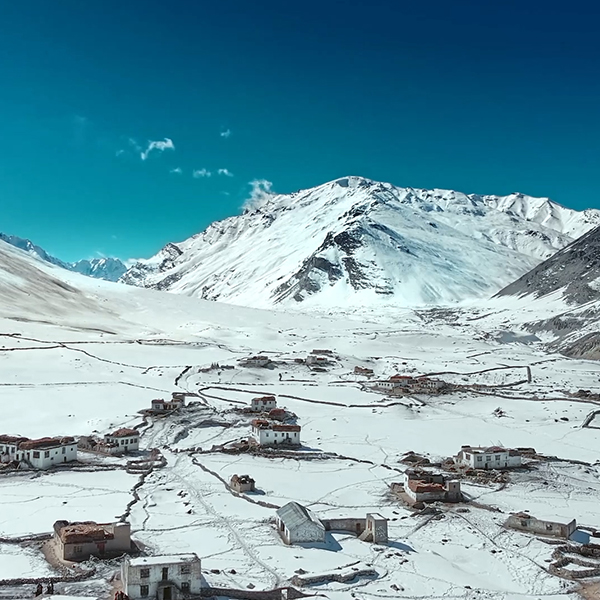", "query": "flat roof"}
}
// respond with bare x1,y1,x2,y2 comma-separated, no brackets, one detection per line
129,553,199,567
